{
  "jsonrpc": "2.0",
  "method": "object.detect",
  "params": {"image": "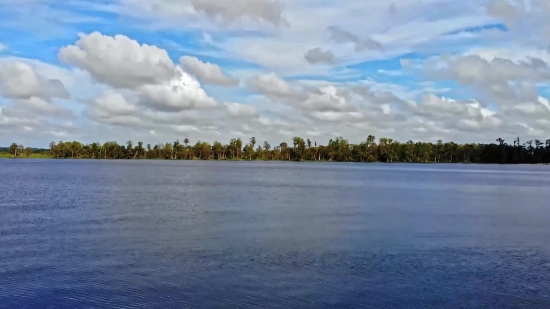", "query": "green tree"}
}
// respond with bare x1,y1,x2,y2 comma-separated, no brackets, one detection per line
8,143,18,158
